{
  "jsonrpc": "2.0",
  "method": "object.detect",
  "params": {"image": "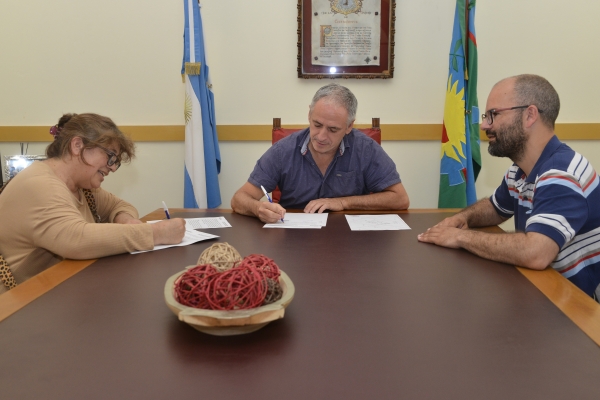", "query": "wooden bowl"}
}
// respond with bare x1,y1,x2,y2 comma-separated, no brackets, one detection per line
164,267,295,336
